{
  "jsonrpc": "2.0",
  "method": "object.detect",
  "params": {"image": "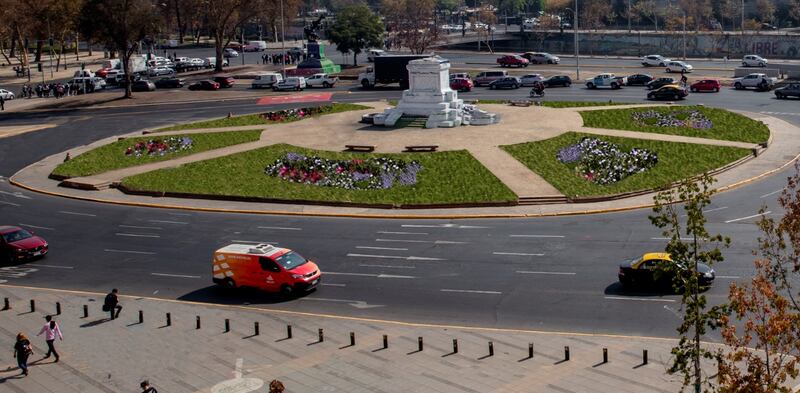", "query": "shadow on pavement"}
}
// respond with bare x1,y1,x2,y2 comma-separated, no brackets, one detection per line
176,285,296,306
